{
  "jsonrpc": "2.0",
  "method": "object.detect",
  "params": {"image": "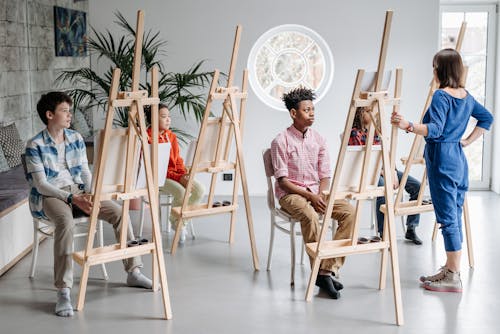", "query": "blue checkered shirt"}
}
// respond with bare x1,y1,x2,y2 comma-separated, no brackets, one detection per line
25,128,89,219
